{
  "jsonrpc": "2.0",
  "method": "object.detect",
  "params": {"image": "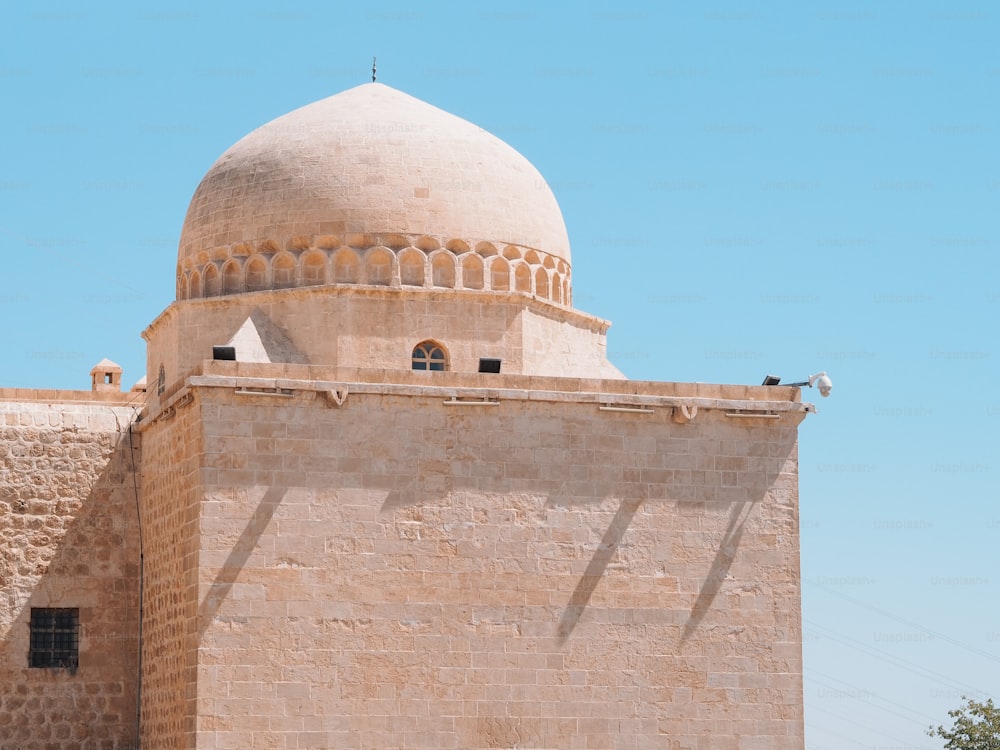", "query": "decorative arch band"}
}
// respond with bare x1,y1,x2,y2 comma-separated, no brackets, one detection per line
177,235,572,305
